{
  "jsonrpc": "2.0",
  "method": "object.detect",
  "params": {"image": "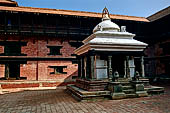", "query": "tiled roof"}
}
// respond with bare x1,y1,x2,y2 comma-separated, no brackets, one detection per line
0,0,18,6
0,6,149,22
147,6,170,22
